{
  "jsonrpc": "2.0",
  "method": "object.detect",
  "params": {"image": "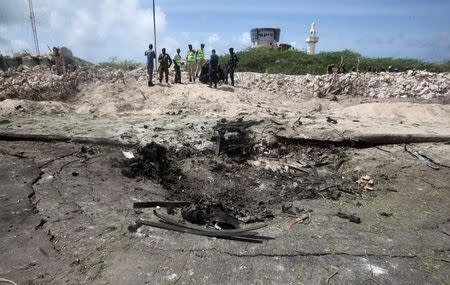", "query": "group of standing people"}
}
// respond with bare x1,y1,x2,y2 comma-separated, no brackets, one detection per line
144,43,238,88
